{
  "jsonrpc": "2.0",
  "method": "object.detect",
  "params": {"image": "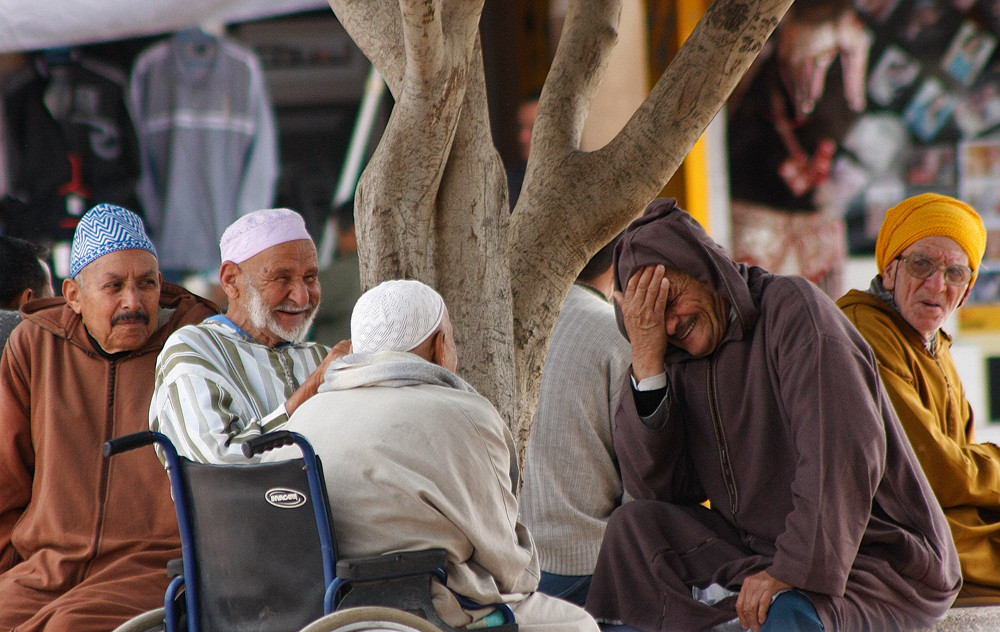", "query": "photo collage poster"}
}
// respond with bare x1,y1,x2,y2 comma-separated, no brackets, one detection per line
838,0,1000,302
